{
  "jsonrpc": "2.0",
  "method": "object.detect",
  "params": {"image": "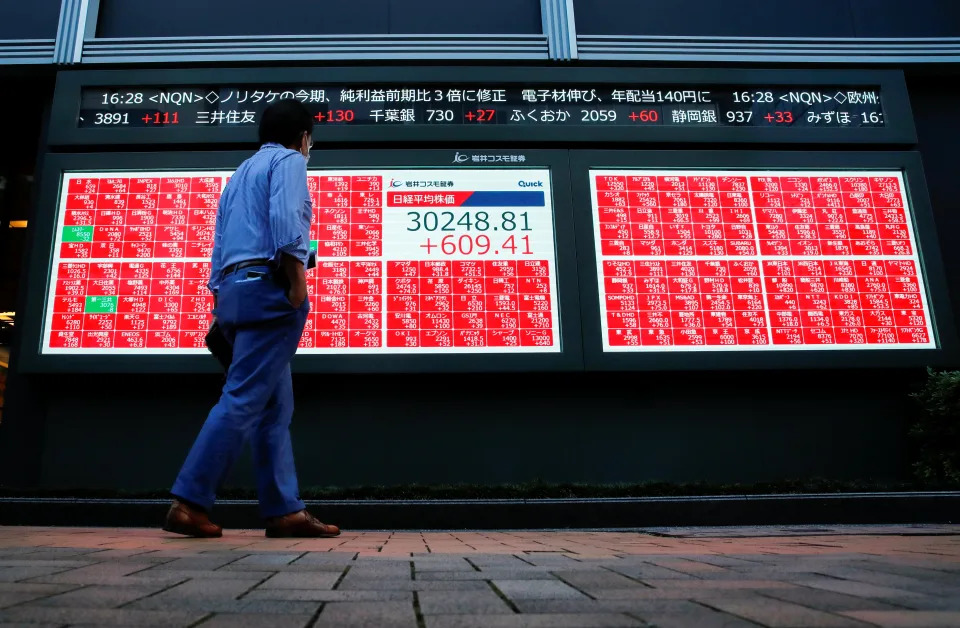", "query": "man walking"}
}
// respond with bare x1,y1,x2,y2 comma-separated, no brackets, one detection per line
163,100,339,539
